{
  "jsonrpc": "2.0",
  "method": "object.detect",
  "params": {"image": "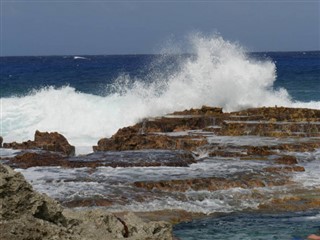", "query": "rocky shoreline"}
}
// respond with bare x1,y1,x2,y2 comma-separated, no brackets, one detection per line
1,106,320,239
